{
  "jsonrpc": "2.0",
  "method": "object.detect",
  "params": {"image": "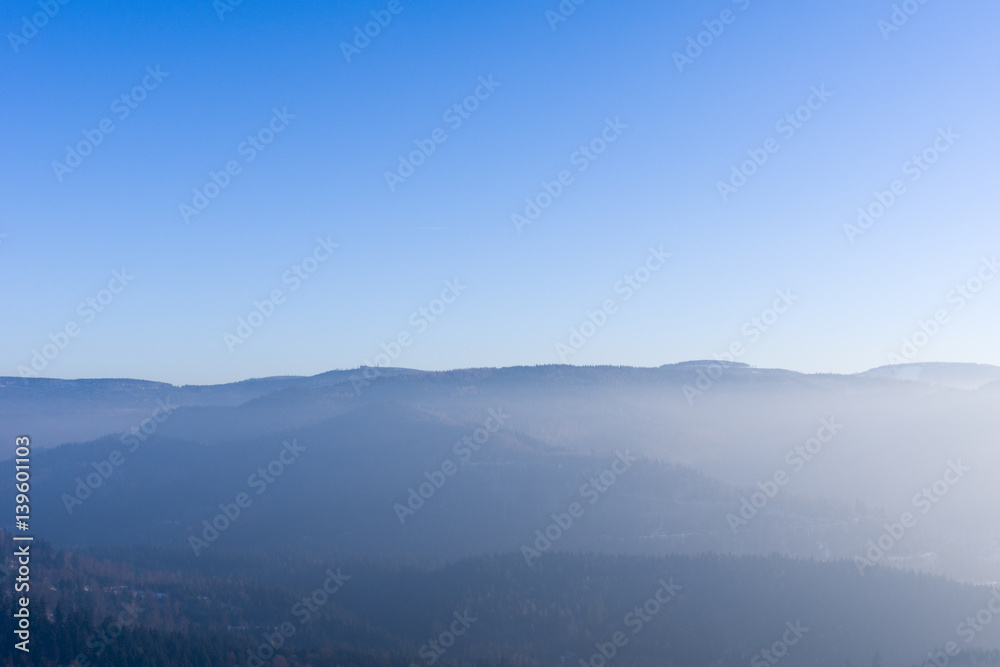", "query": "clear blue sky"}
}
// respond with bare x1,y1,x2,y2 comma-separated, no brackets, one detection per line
2,0,998,384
